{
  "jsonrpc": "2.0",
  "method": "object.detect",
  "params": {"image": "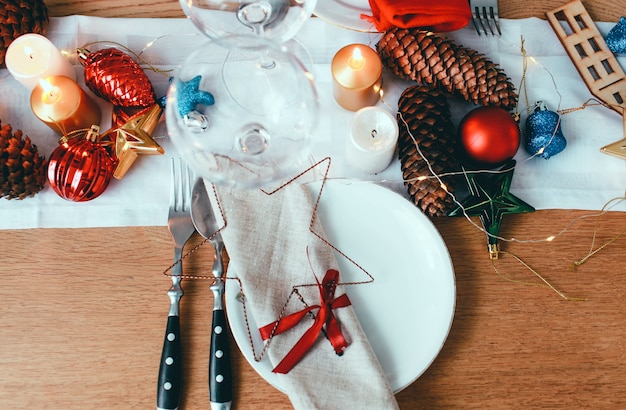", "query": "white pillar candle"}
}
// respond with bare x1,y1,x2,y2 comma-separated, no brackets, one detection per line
346,106,399,174
5,34,76,91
